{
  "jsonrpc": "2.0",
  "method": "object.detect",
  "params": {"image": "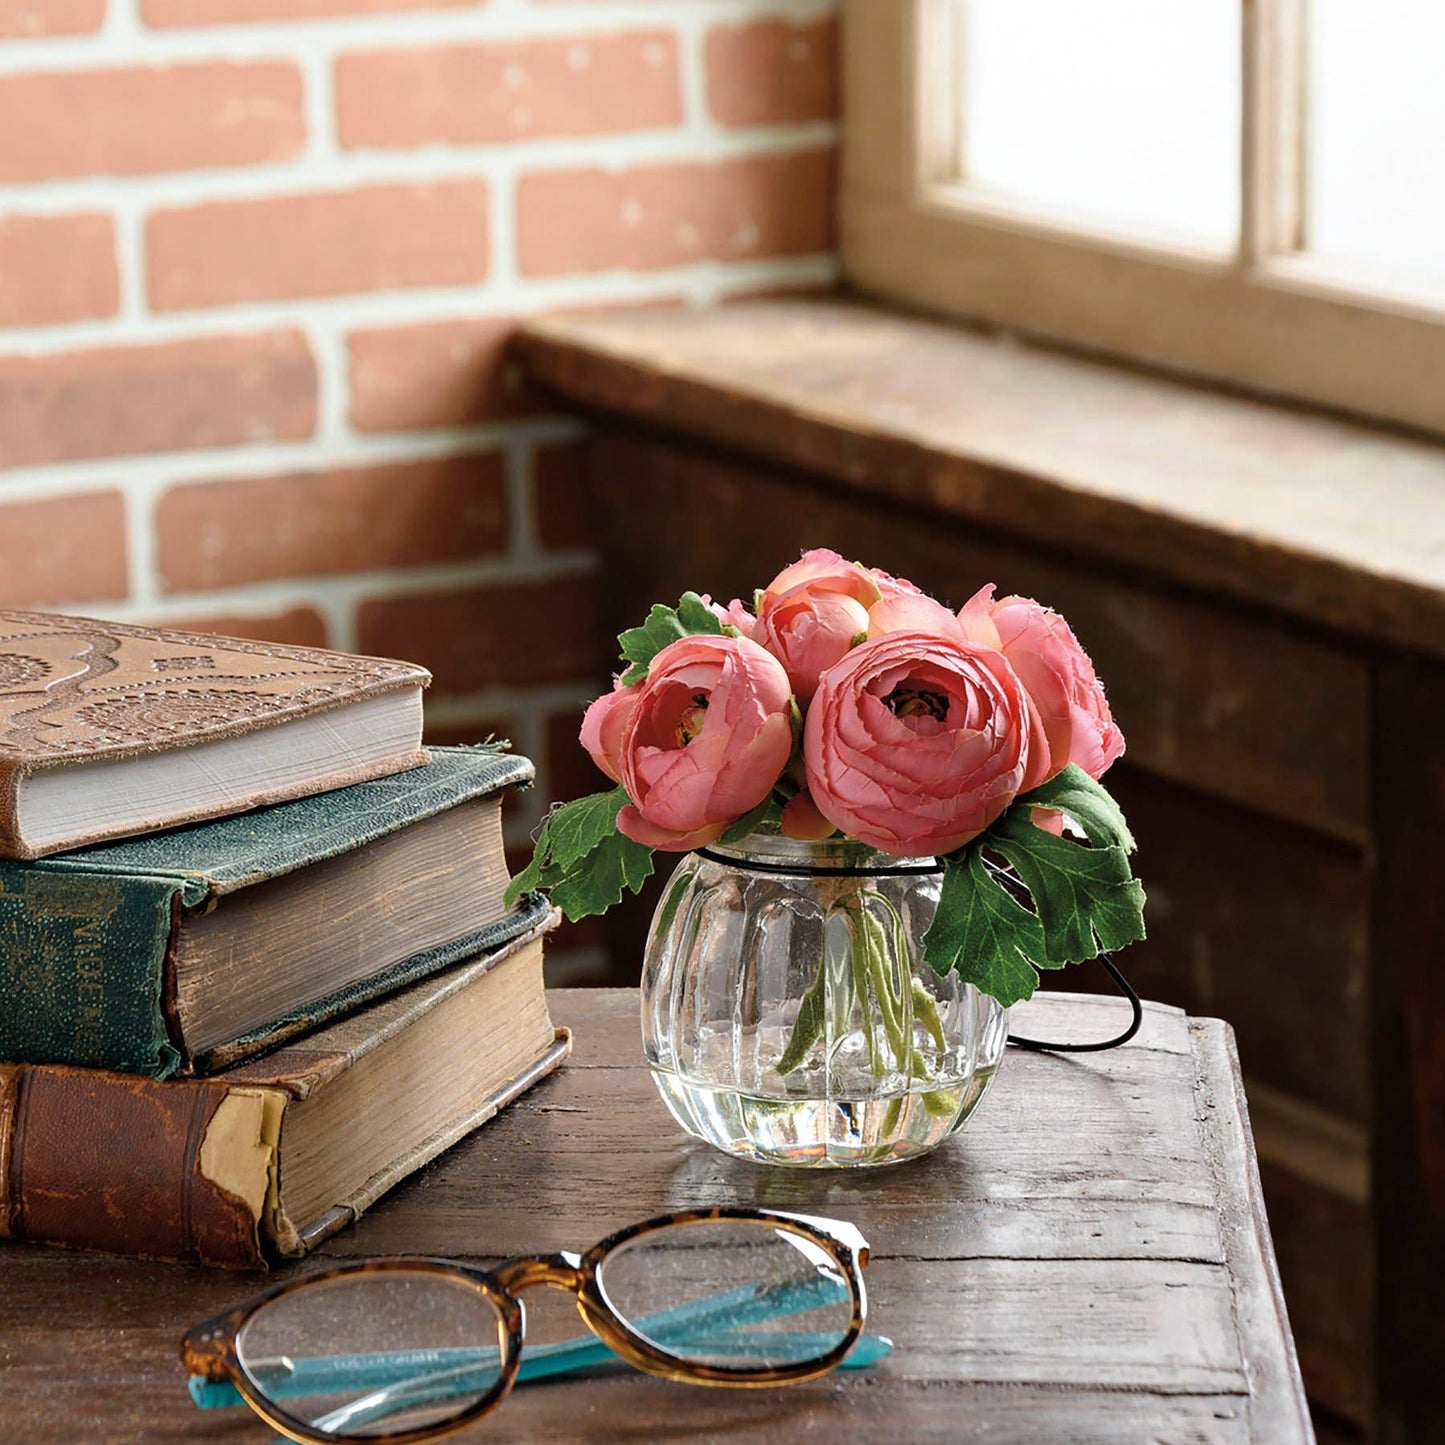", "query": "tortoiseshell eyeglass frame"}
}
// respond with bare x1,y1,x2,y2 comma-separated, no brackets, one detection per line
180,1205,871,1445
